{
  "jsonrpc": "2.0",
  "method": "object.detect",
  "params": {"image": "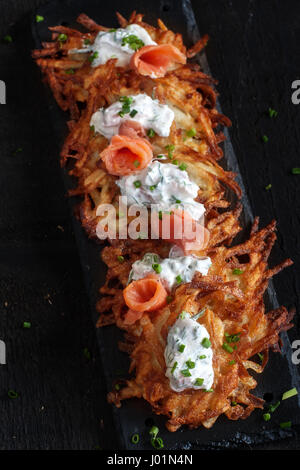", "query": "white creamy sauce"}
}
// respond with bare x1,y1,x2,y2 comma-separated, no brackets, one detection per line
116,160,205,221
164,314,214,392
128,252,211,290
71,24,156,67
90,94,174,139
